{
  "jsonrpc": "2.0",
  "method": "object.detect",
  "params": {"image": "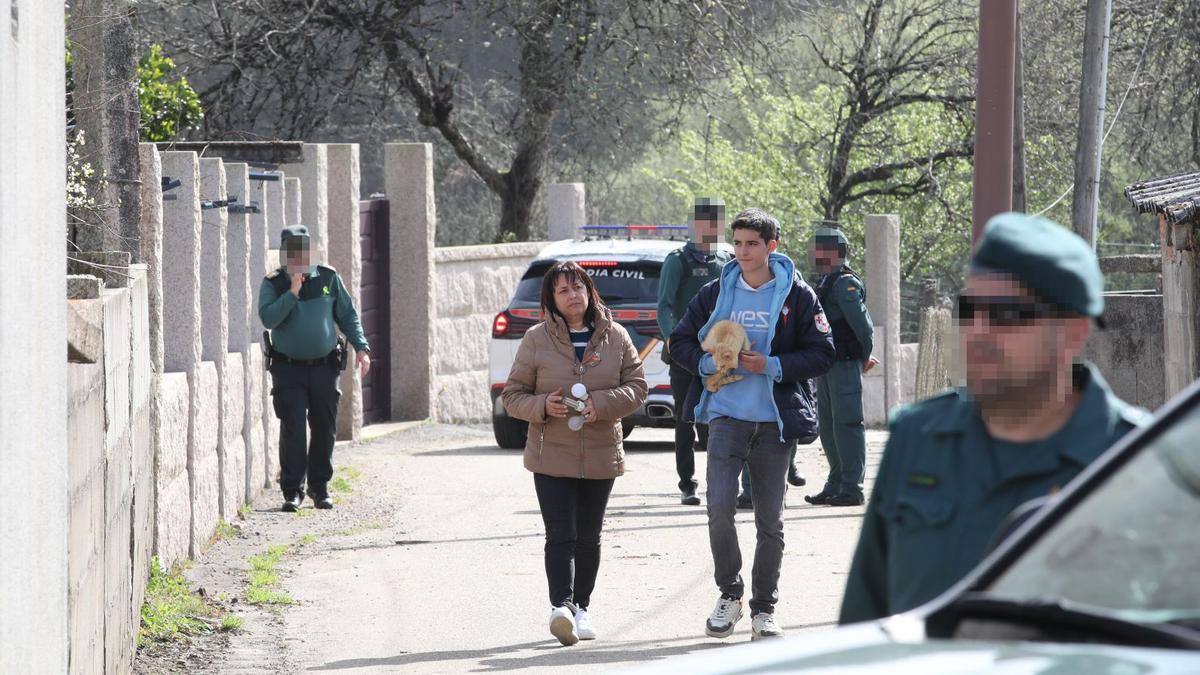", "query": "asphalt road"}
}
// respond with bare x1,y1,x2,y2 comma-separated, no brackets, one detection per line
266,423,889,674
